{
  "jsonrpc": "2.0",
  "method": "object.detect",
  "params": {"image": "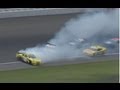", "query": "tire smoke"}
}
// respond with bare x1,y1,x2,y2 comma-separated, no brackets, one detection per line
19,9,119,63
